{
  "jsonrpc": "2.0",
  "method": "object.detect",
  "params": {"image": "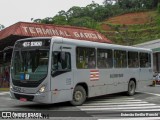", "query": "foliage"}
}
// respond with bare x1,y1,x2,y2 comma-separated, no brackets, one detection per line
52,15,68,25
0,24,5,31
102,10,160,45
158,3,160,13
104,26,160,45
104,0,158,9
32,0,156,29
68,17,99,29
31,1,160,45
